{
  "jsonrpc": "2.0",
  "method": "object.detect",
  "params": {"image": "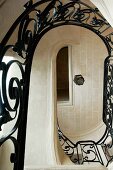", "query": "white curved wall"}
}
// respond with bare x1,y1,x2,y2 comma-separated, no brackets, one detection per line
51,26,107,138
24,25,108,168
91,0,113,27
